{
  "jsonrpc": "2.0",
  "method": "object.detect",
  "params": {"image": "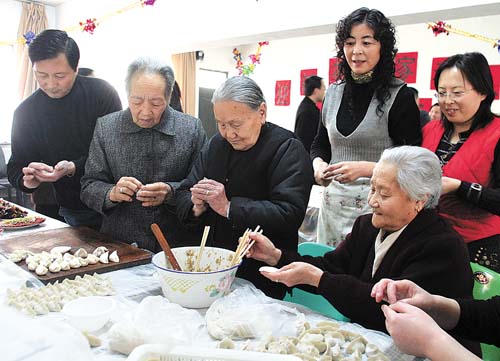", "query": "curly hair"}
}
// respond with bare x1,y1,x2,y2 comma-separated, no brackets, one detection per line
335,7,397,116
